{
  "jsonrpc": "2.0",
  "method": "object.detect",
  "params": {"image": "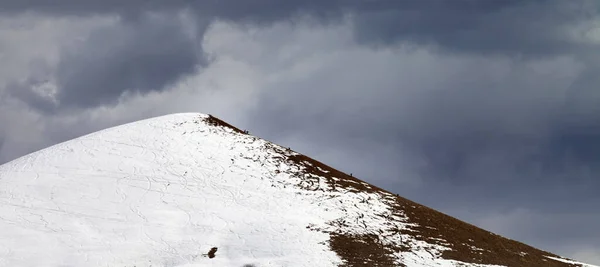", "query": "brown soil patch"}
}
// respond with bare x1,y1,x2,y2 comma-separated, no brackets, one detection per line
204,114,246,134
329,232,405,267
